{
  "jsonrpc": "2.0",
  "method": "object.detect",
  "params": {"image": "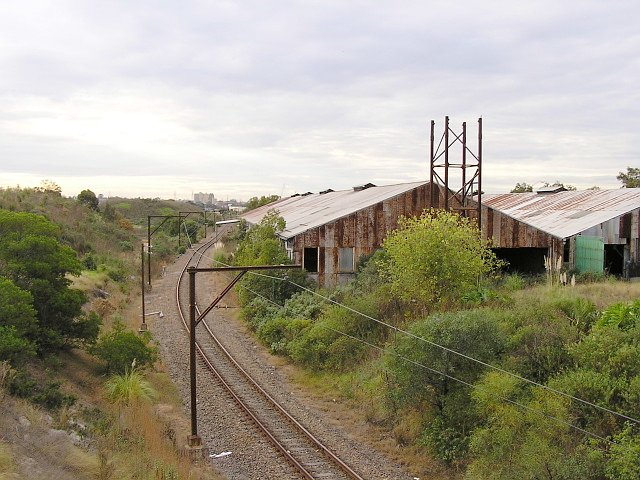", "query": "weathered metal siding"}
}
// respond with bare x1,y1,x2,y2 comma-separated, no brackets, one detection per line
481,205,640,270
293,183,436,287
481,204,556,248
